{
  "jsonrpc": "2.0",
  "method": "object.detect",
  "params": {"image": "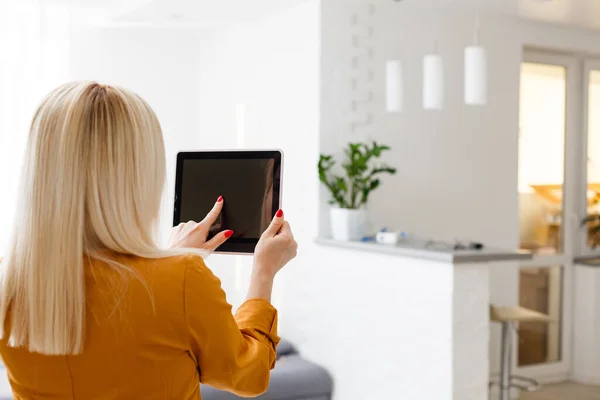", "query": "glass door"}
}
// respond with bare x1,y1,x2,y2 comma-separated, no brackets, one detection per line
583,61,600,253
516,50,581,380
